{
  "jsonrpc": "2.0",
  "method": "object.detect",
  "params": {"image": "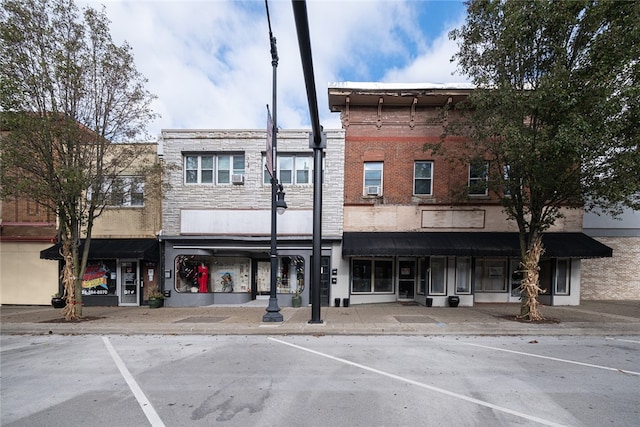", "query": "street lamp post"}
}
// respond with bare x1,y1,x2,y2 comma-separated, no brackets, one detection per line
263,0,285,323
